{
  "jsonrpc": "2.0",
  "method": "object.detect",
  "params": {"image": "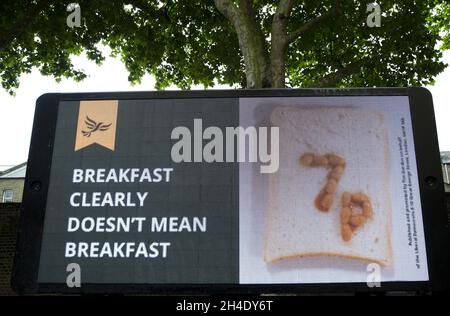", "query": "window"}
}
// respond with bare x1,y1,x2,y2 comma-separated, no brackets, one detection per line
2,189,13,203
